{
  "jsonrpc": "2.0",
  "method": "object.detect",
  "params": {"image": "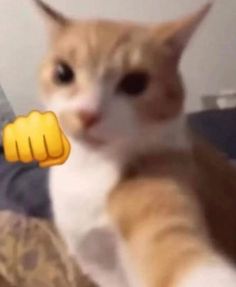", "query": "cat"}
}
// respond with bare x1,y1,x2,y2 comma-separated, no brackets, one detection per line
35,0,236,286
